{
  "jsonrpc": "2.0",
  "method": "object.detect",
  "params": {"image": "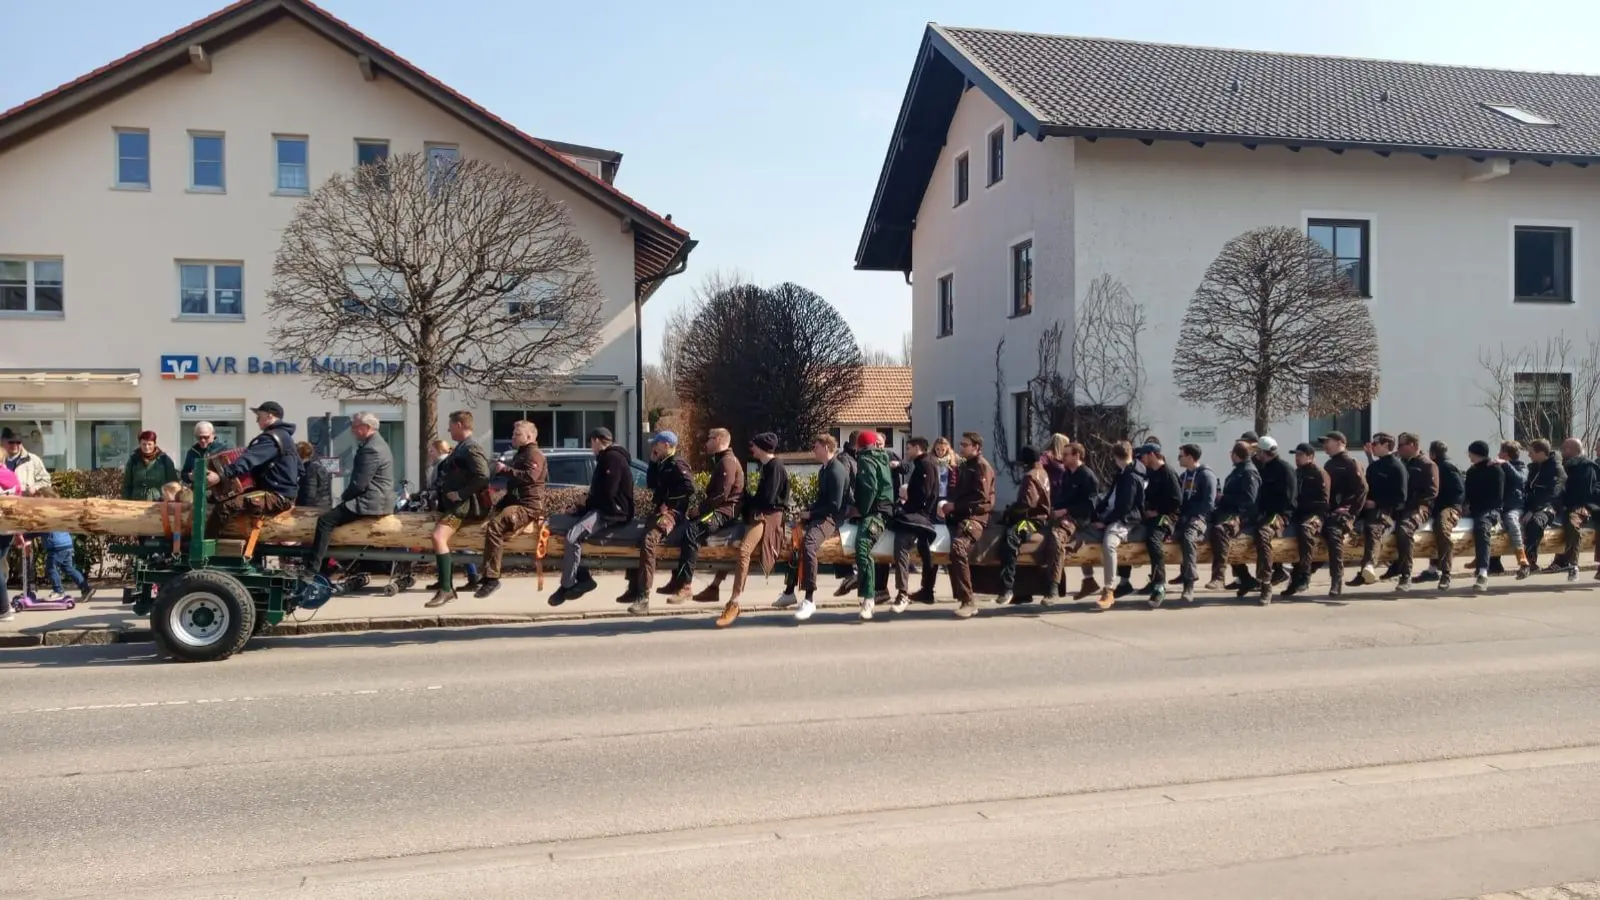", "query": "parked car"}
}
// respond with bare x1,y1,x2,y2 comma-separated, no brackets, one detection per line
488,447,650,497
